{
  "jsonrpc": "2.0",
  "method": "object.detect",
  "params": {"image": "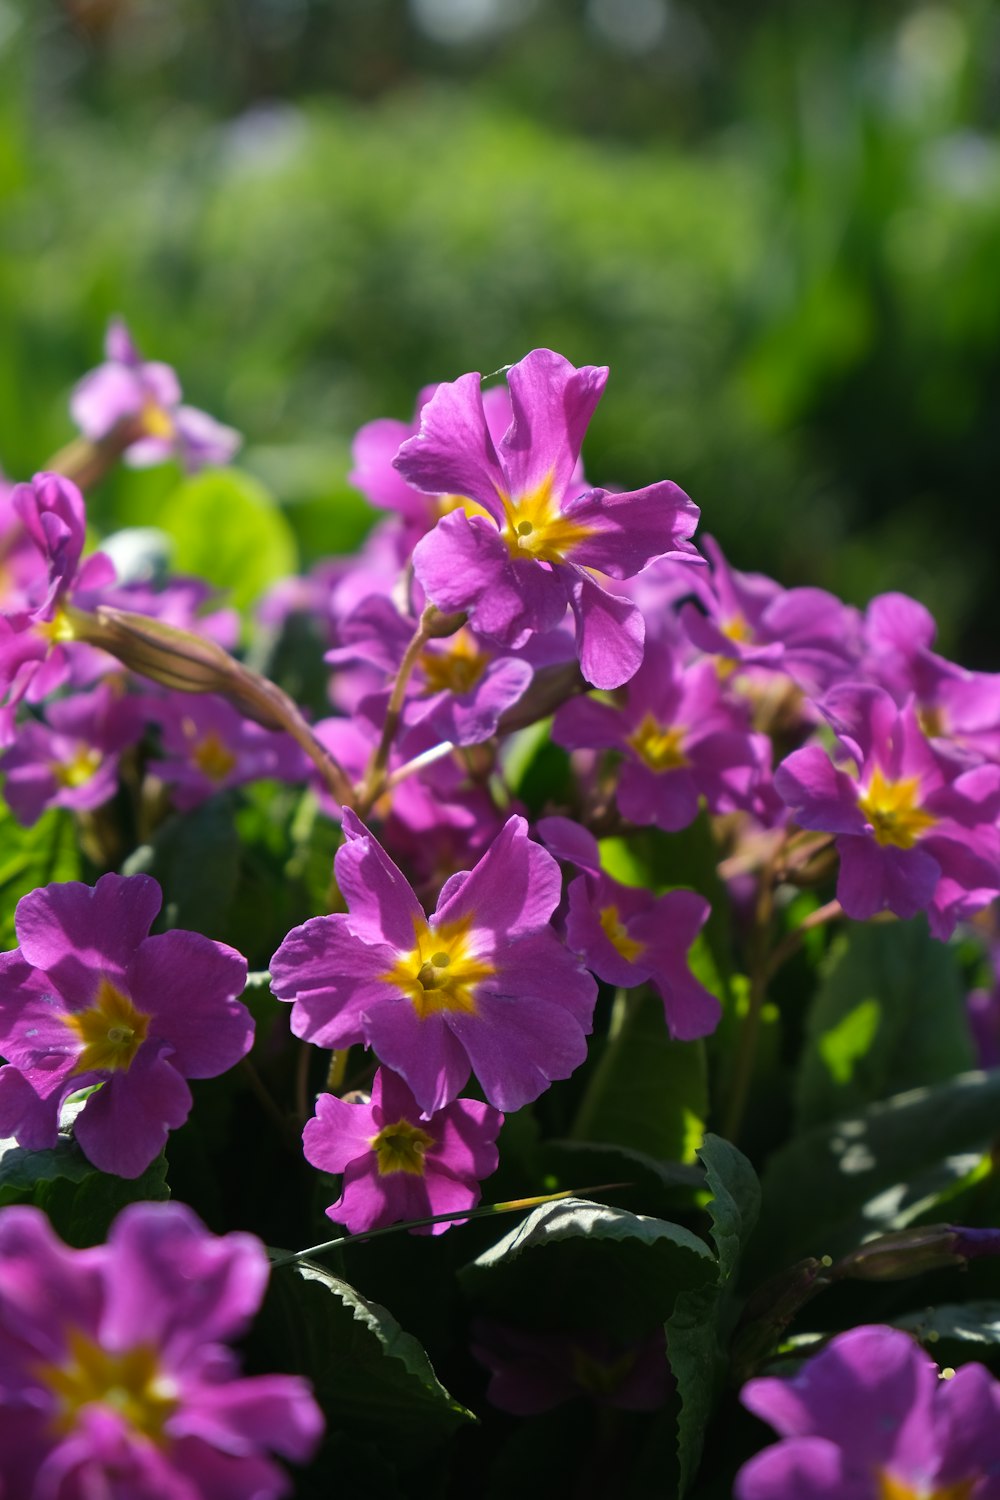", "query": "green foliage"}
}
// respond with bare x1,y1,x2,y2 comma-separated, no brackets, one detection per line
794,918,975,1129
461,1197,715,1341
0,1131,169,1248
156,468,299,613
0,806,81,950
666,1135,761,1493
256,1260,473,1478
